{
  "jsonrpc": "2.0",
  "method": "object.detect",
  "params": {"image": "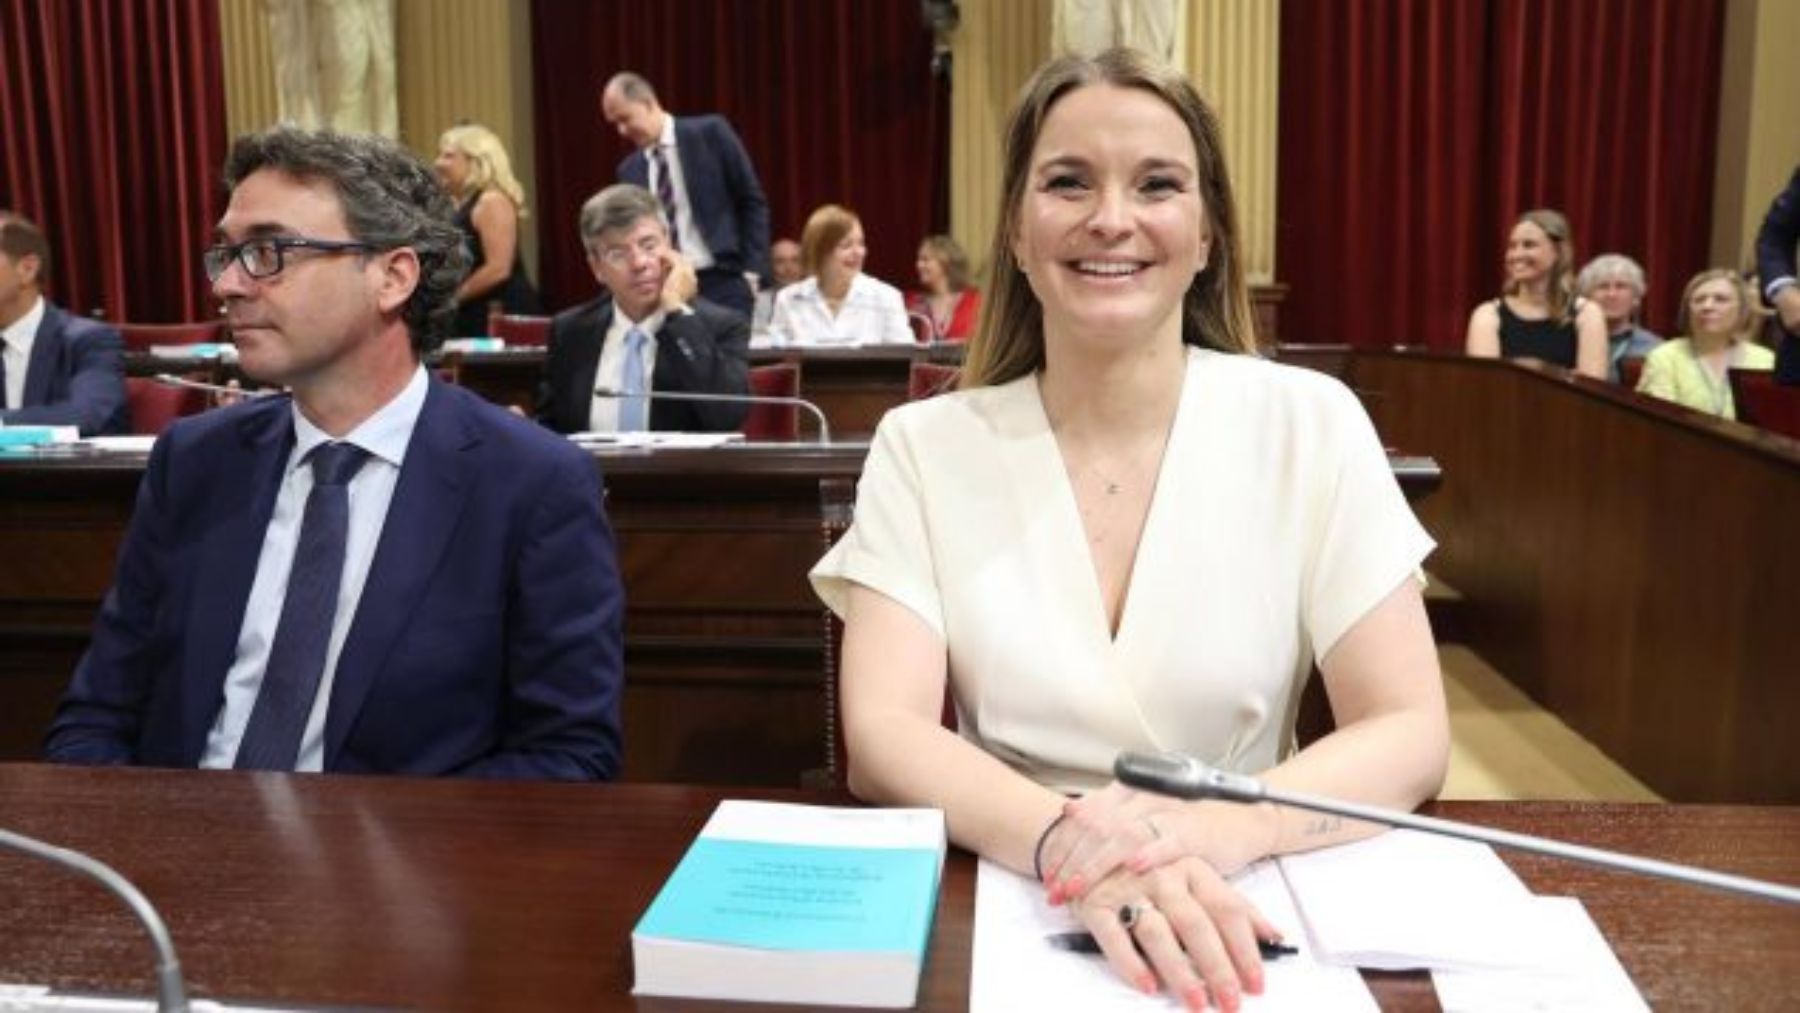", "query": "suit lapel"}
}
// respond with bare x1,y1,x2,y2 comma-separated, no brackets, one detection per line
566,300,611,431
21,306,66,408
178,401,293,763
322,378,476,766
